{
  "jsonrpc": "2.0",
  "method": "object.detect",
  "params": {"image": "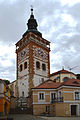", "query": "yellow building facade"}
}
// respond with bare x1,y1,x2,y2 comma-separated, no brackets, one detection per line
32,79,80,116
0,79,11,116
50,69,77,83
